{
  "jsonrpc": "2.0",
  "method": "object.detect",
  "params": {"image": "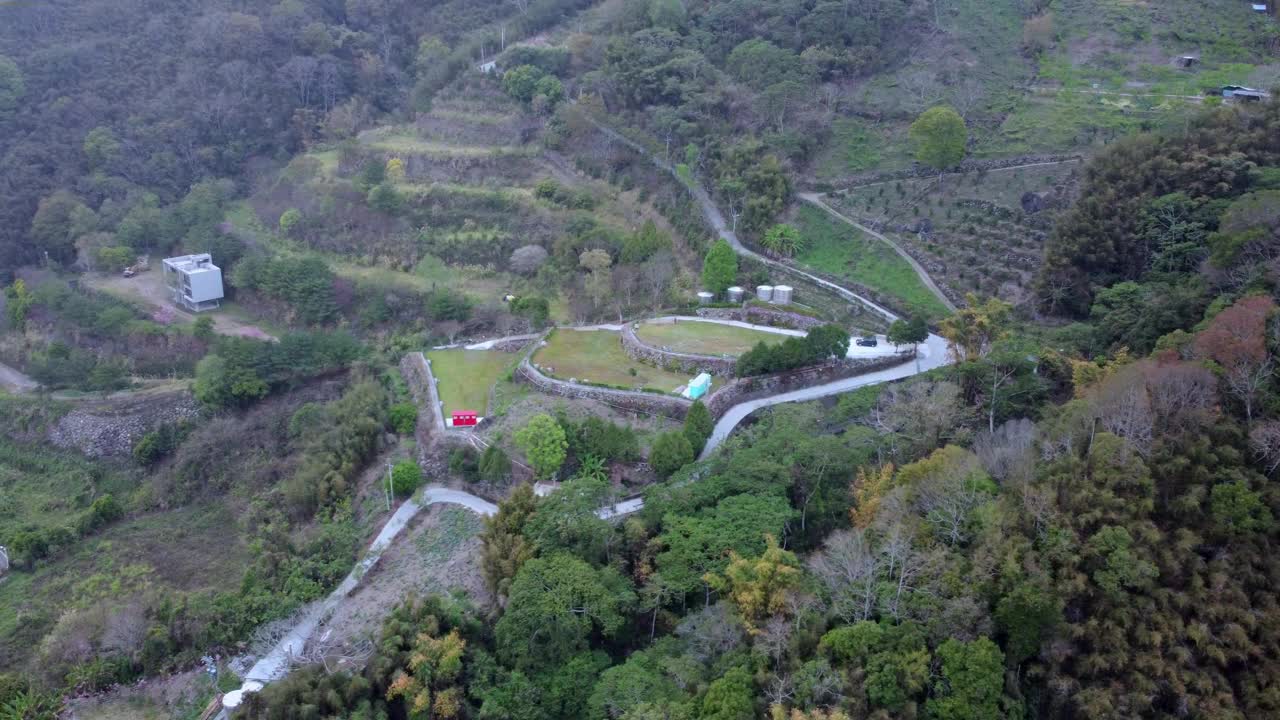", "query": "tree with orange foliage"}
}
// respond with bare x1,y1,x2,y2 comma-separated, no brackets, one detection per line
1193,295,1276,422
849,463,894,530
704,534,802,633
